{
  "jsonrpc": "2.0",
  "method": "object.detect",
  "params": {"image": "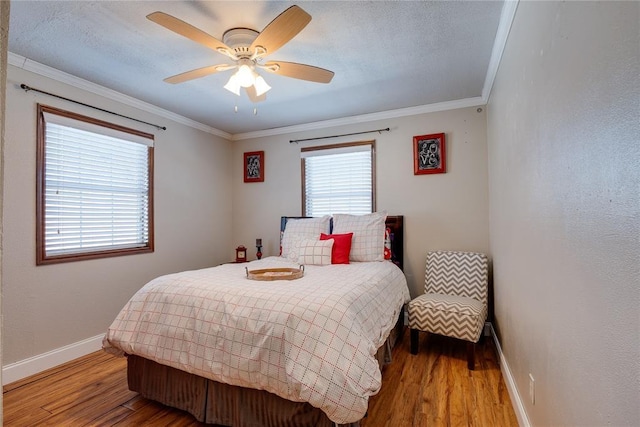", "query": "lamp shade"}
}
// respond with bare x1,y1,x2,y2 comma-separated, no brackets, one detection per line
223,63,271,99
254,75,271,96
236,65,255,88
224,74,241,96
